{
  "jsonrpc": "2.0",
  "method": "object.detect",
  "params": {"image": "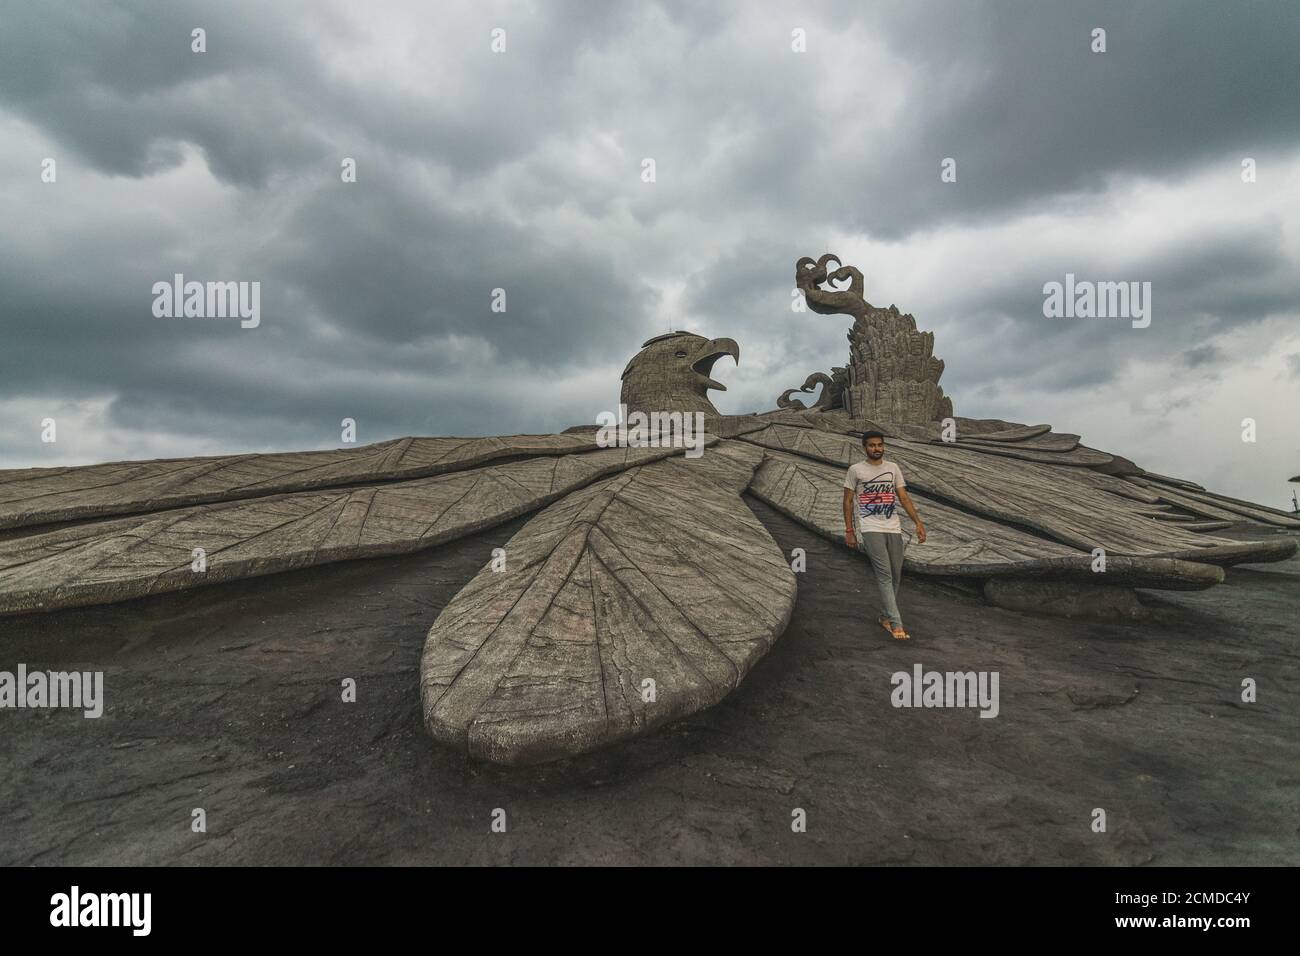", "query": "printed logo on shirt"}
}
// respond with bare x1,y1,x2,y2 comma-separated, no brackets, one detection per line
857,477,897,520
